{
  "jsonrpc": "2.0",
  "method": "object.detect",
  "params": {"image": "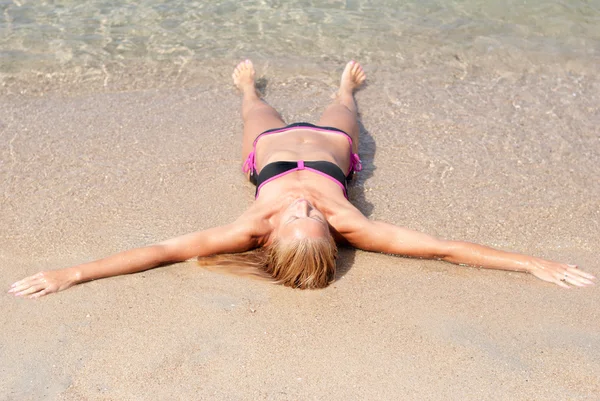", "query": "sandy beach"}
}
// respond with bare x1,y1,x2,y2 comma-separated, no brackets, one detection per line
1,55,599,400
